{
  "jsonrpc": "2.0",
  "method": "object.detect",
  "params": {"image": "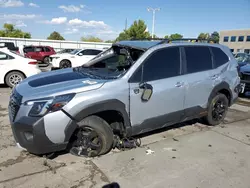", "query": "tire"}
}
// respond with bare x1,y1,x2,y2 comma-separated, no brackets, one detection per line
59,60,71,69
5,71,25,88
203,93,229,126
69,115,114,157
43,56,50,65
